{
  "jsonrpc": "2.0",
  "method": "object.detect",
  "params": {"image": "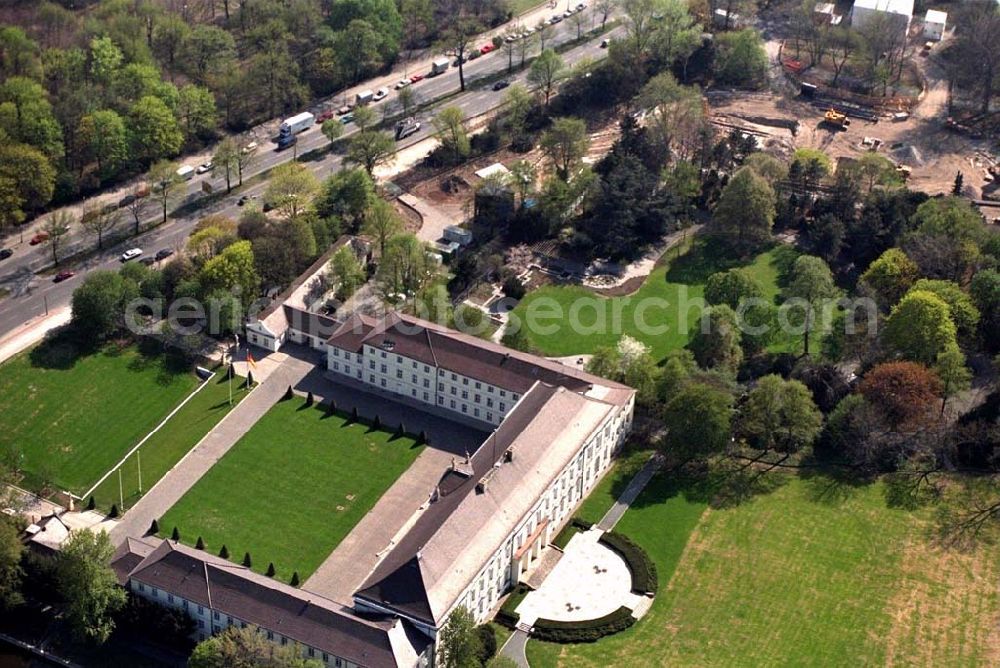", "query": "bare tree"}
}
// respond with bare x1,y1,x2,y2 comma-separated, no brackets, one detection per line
81,204,120,250
594,0,616,30
43,211,72,265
